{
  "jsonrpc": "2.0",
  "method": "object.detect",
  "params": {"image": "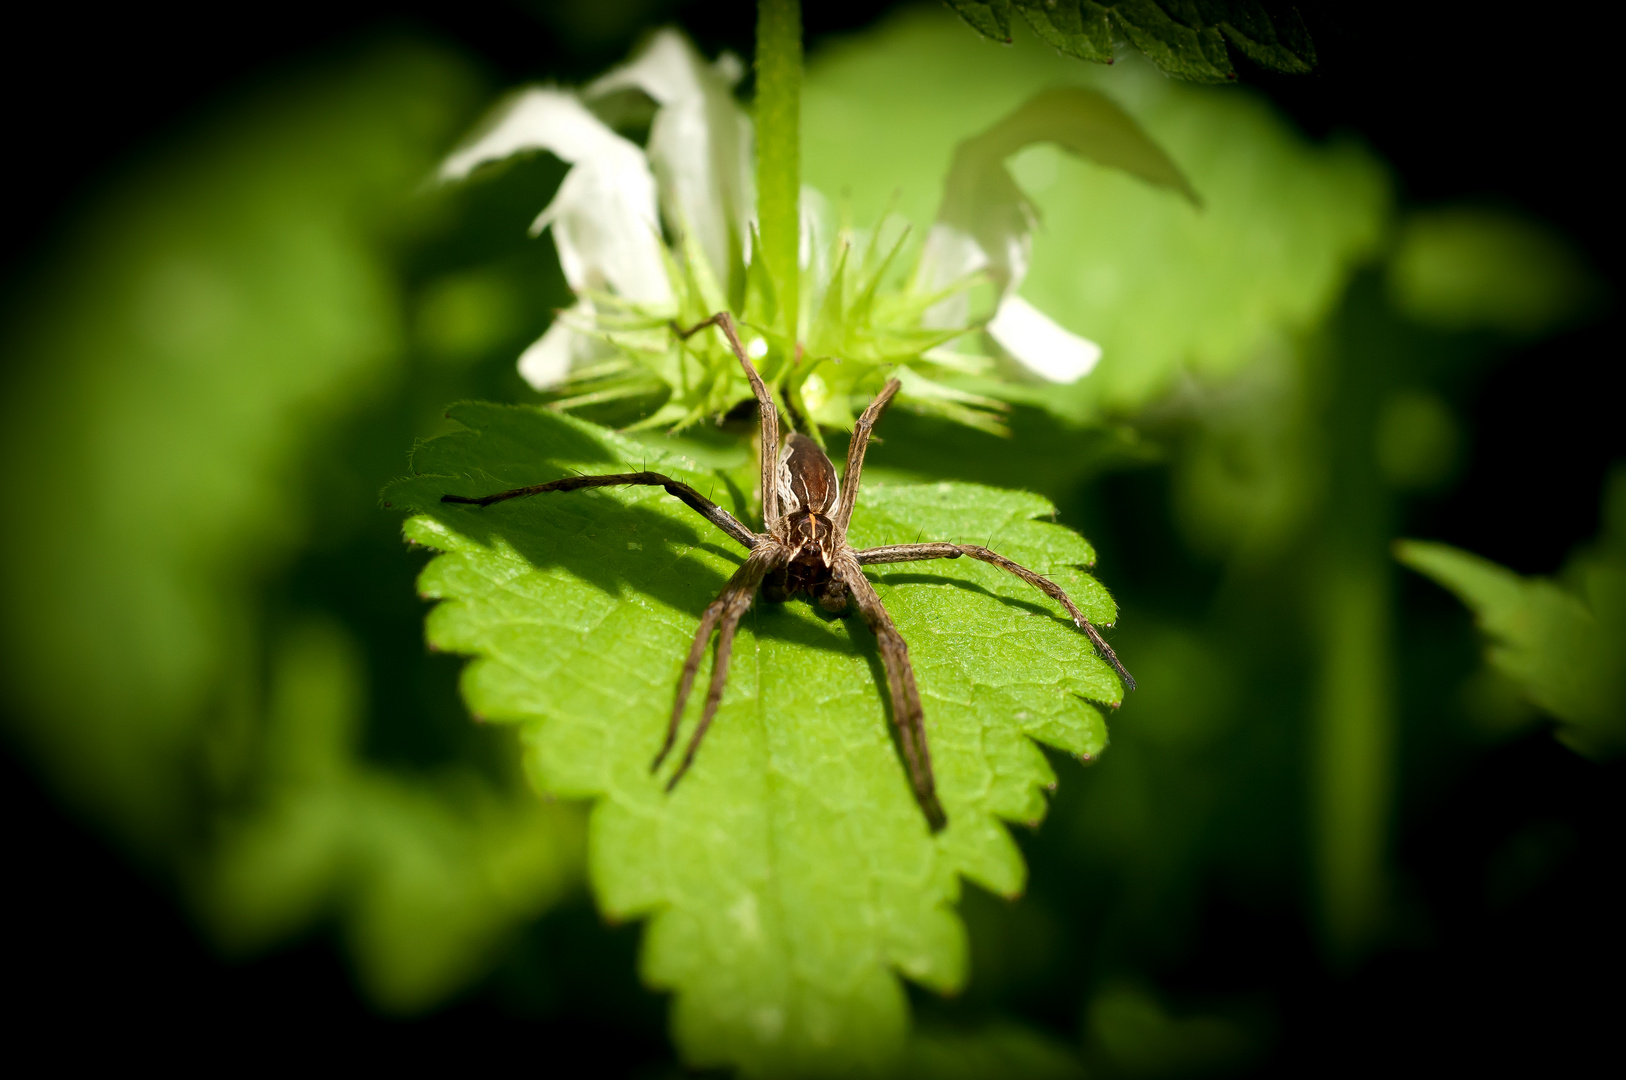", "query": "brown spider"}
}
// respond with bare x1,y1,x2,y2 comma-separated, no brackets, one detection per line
442,312,1134,831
